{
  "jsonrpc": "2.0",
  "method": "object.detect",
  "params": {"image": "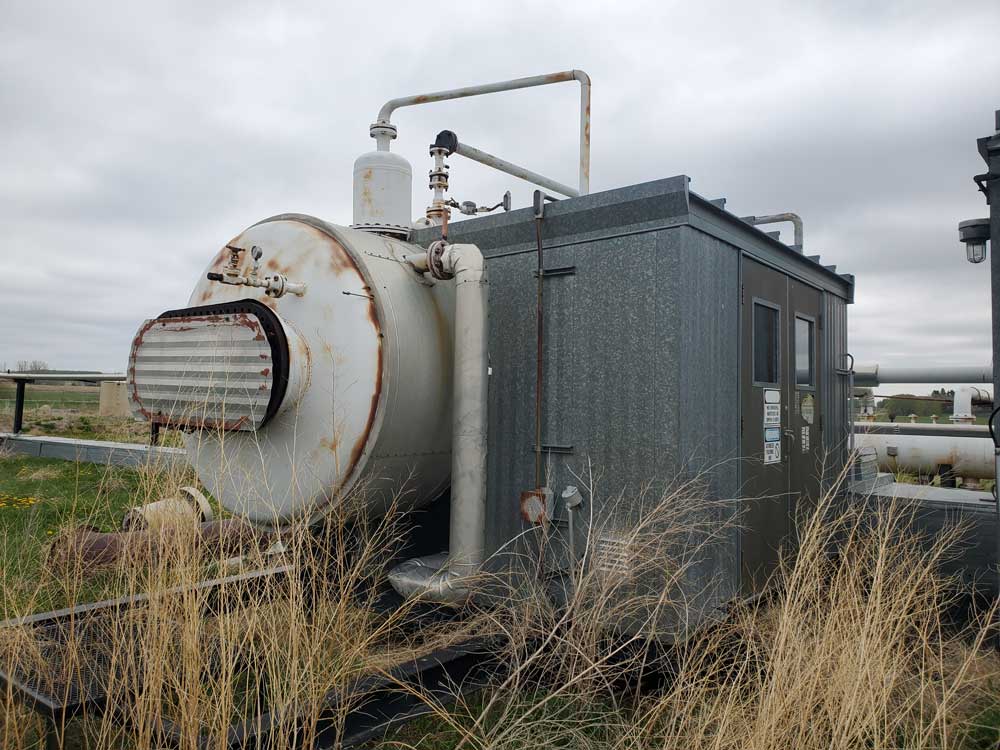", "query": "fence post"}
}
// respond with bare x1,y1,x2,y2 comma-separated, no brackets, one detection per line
12,380,26,434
